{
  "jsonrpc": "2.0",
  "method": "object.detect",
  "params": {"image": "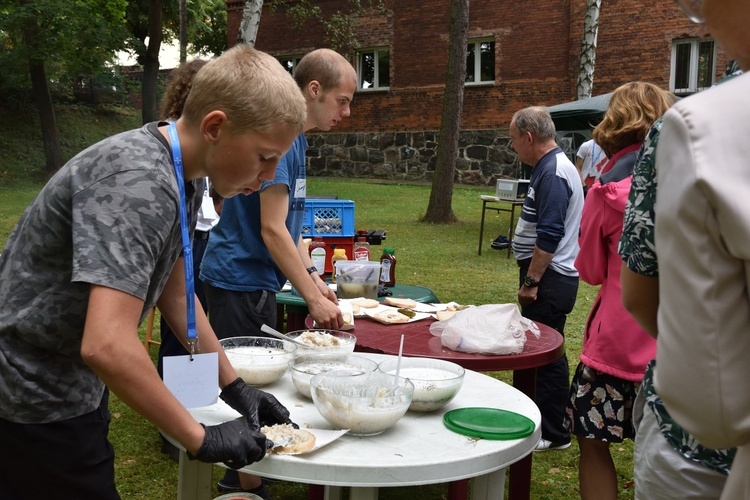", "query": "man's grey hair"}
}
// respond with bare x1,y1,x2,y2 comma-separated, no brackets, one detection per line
512,106,557,141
